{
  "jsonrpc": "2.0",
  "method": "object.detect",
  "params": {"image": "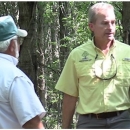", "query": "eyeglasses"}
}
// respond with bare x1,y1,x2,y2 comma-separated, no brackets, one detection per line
93,54,117,80
13,37,24,45
18,37,24,45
